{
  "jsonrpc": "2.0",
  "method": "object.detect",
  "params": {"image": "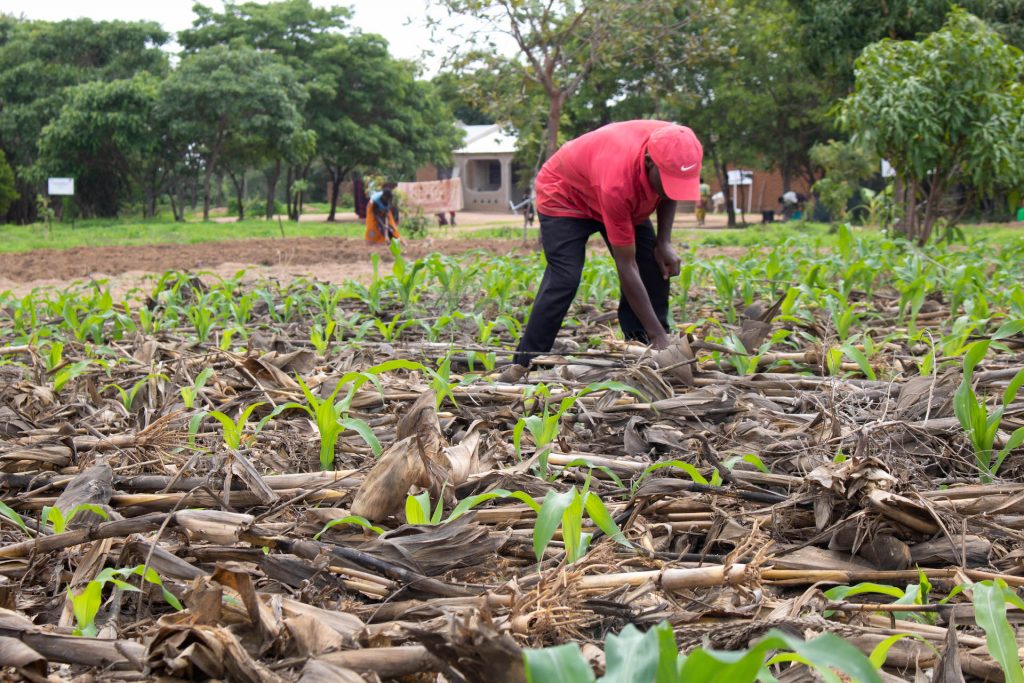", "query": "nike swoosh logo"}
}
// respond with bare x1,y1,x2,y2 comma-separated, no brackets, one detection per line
680,164,697,172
